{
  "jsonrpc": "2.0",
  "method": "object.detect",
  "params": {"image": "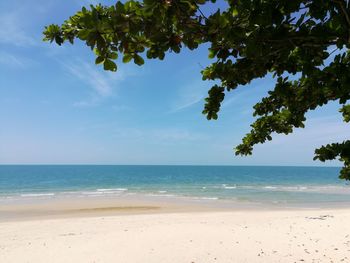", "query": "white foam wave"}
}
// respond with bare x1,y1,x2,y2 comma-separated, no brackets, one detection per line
217,184,349,193
81,191,104,195
96,188,128,192
148,193,176,197
264,186,277,189
224,185,237,189
20,193,55,197
194,197,219,200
